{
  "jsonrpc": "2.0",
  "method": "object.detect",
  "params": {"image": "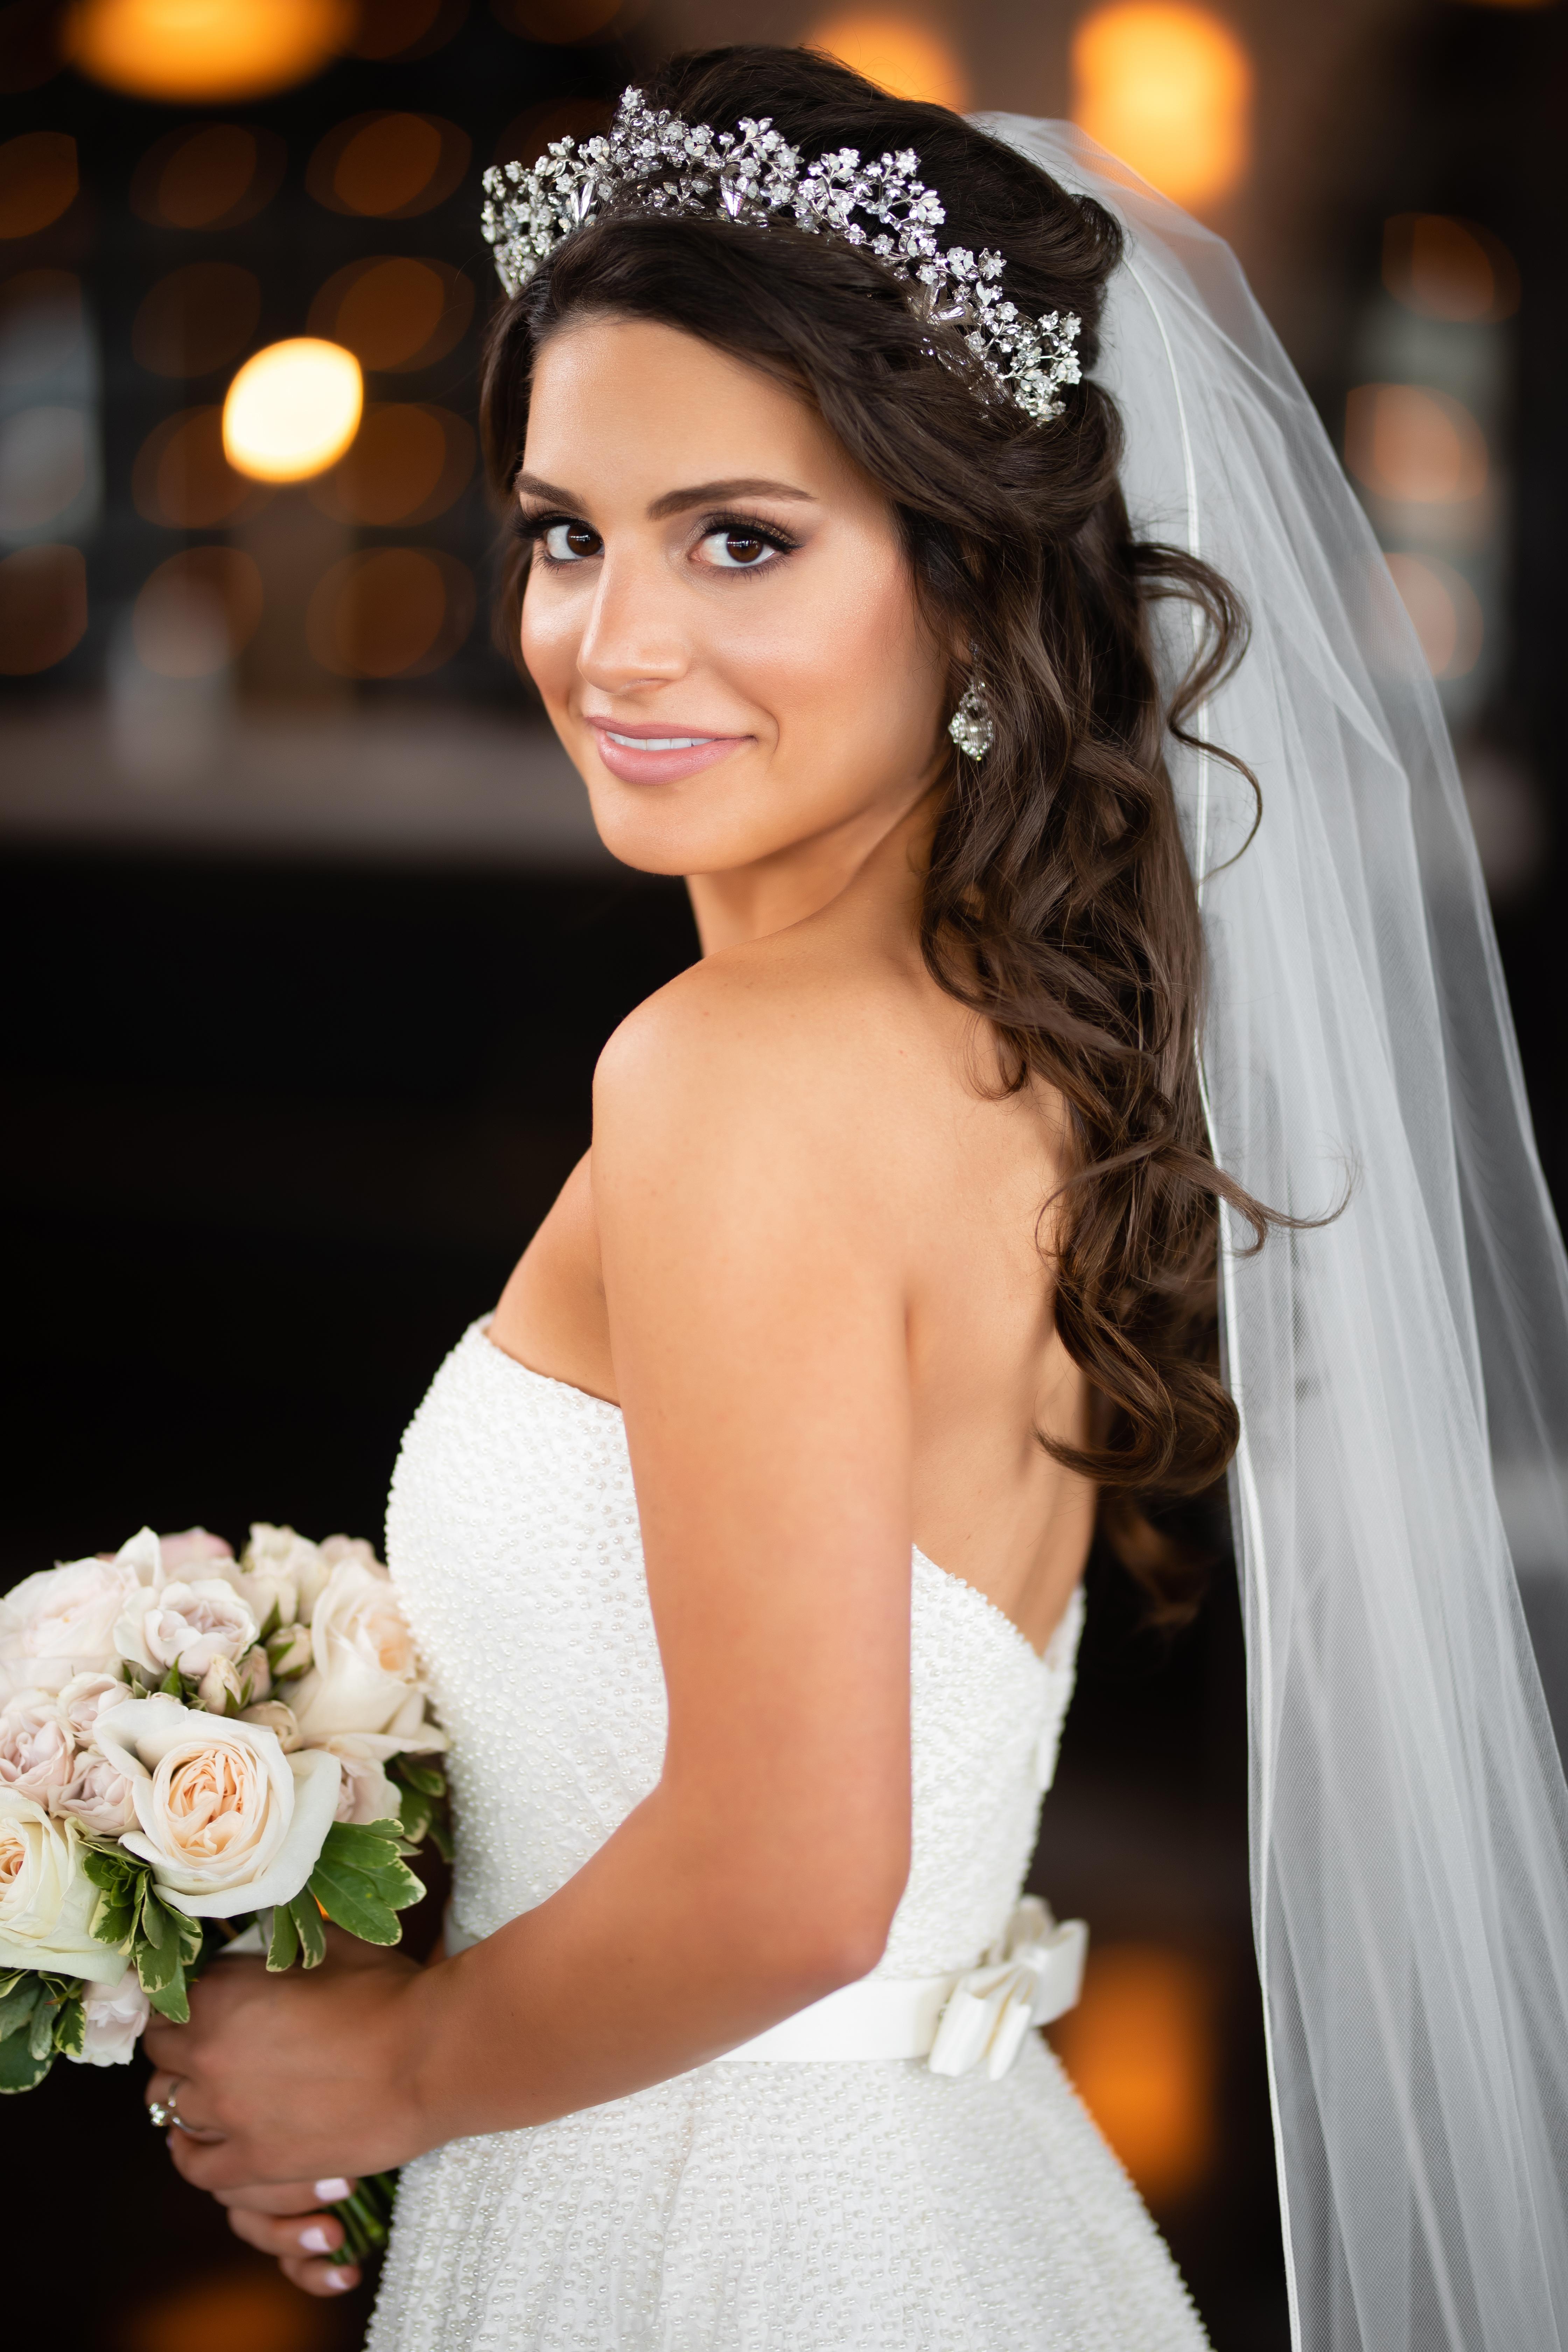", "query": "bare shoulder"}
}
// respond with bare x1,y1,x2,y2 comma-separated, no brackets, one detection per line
593,927,928,1211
